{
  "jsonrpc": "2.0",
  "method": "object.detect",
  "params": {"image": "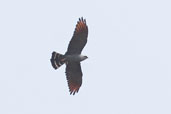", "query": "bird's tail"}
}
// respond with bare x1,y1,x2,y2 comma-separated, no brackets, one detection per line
50,51,66,69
